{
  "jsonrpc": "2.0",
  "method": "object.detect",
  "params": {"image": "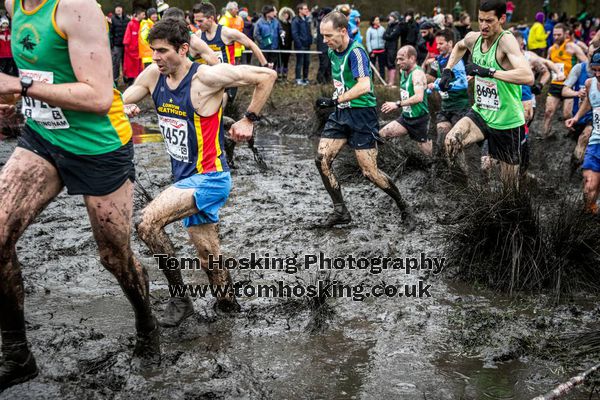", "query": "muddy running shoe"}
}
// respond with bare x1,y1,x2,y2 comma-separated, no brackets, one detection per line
132,319,161,368
214,297,241,314
318,210,352,227
0,349,39,393
401,208,416,233
159,297,195,328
